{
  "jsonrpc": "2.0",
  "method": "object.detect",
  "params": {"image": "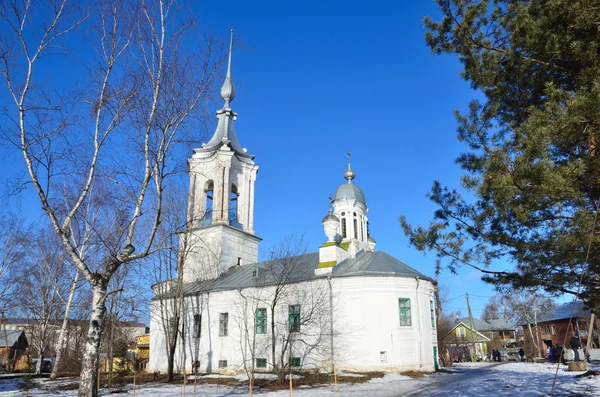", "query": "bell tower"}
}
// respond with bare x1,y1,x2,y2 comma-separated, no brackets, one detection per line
183,30,261,282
